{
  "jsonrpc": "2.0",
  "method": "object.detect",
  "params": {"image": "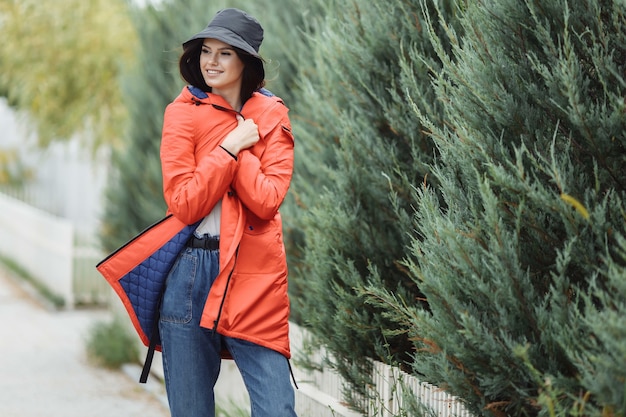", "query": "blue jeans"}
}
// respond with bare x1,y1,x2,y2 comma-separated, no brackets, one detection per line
159,246,297,417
